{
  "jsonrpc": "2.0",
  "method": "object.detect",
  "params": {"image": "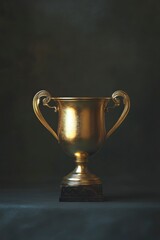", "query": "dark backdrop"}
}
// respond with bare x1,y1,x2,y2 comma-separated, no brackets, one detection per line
0,0,159,196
